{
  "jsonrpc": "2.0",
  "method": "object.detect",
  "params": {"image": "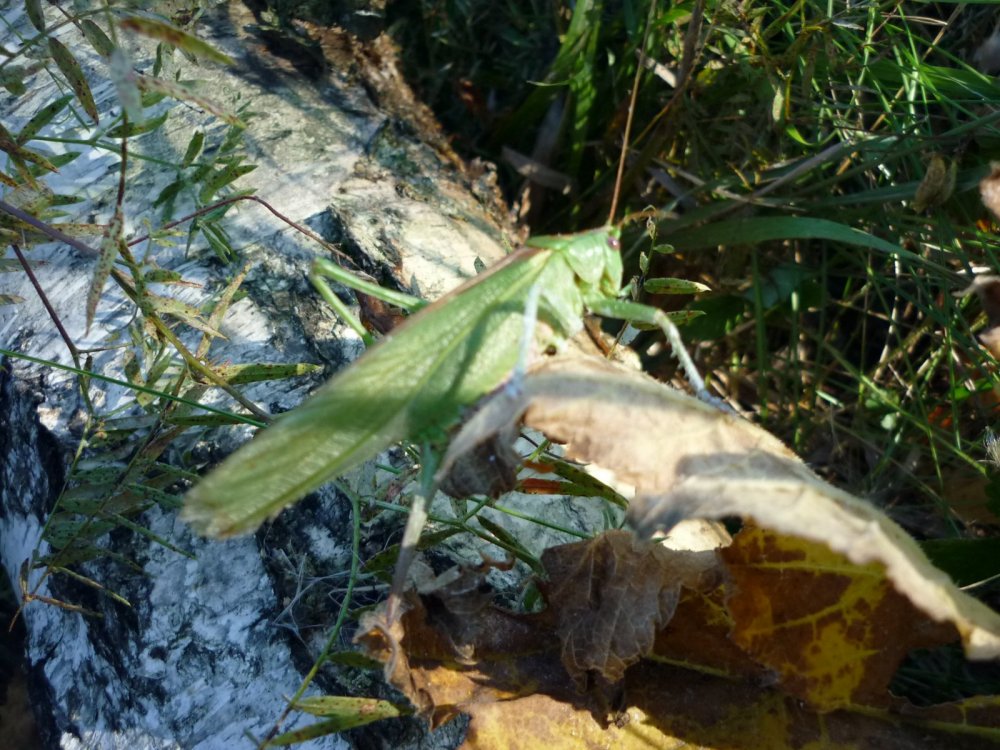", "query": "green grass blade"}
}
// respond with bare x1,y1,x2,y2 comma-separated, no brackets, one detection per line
665,216,930,265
